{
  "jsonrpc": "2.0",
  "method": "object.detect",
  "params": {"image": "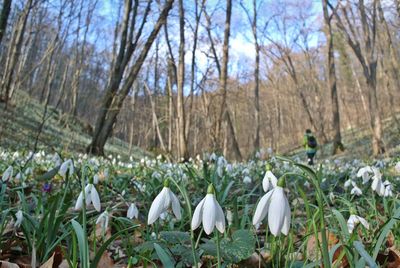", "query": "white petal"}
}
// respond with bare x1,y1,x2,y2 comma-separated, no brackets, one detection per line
169,190,182,220
191,197,206,230
91,185,101,212
252,190,273,226
214,200,225,233
357,216,369,230
85,184,92,206
267,171,278,187
75,191,84,210
147,188,168,224
202,194,217,235
268,187,287,236
281,195,291,235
